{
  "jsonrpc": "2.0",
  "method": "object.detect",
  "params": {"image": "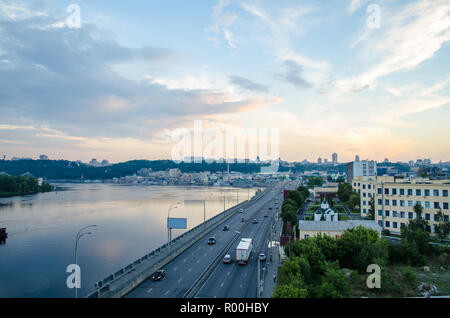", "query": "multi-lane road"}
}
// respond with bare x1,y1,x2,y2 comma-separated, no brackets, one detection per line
126,180,296,298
